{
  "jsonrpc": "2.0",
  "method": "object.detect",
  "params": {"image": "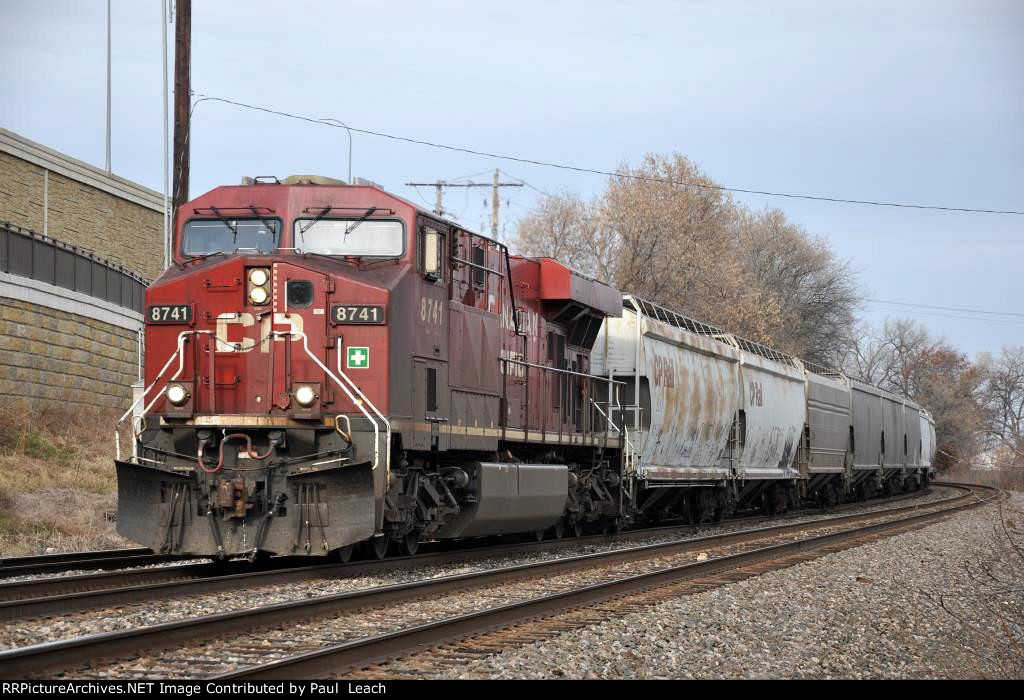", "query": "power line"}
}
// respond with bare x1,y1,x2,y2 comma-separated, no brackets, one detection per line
497,169,549,196
865,304,1024,325
189,92,1024,217
866,298,1024,319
